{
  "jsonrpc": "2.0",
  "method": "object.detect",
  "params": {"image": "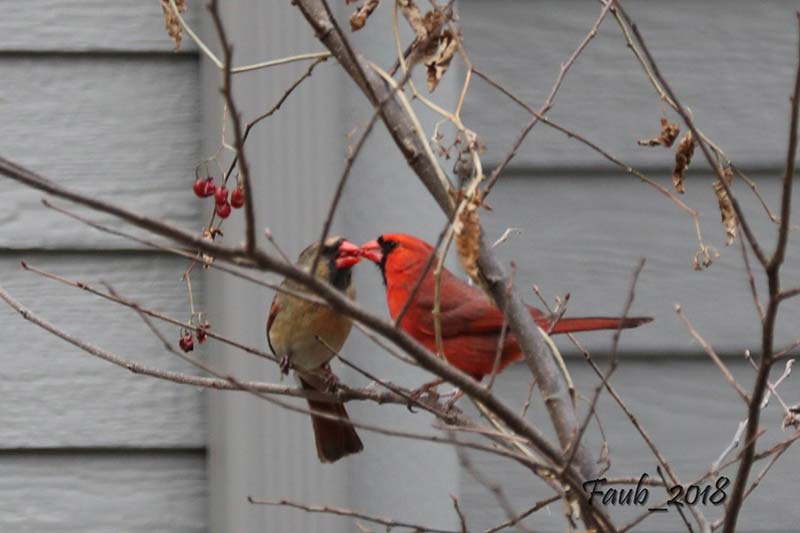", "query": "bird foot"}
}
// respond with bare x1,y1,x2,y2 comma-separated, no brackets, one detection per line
443,389,465,412
405,378,446,412
279,356,290,376
323,372,340,394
